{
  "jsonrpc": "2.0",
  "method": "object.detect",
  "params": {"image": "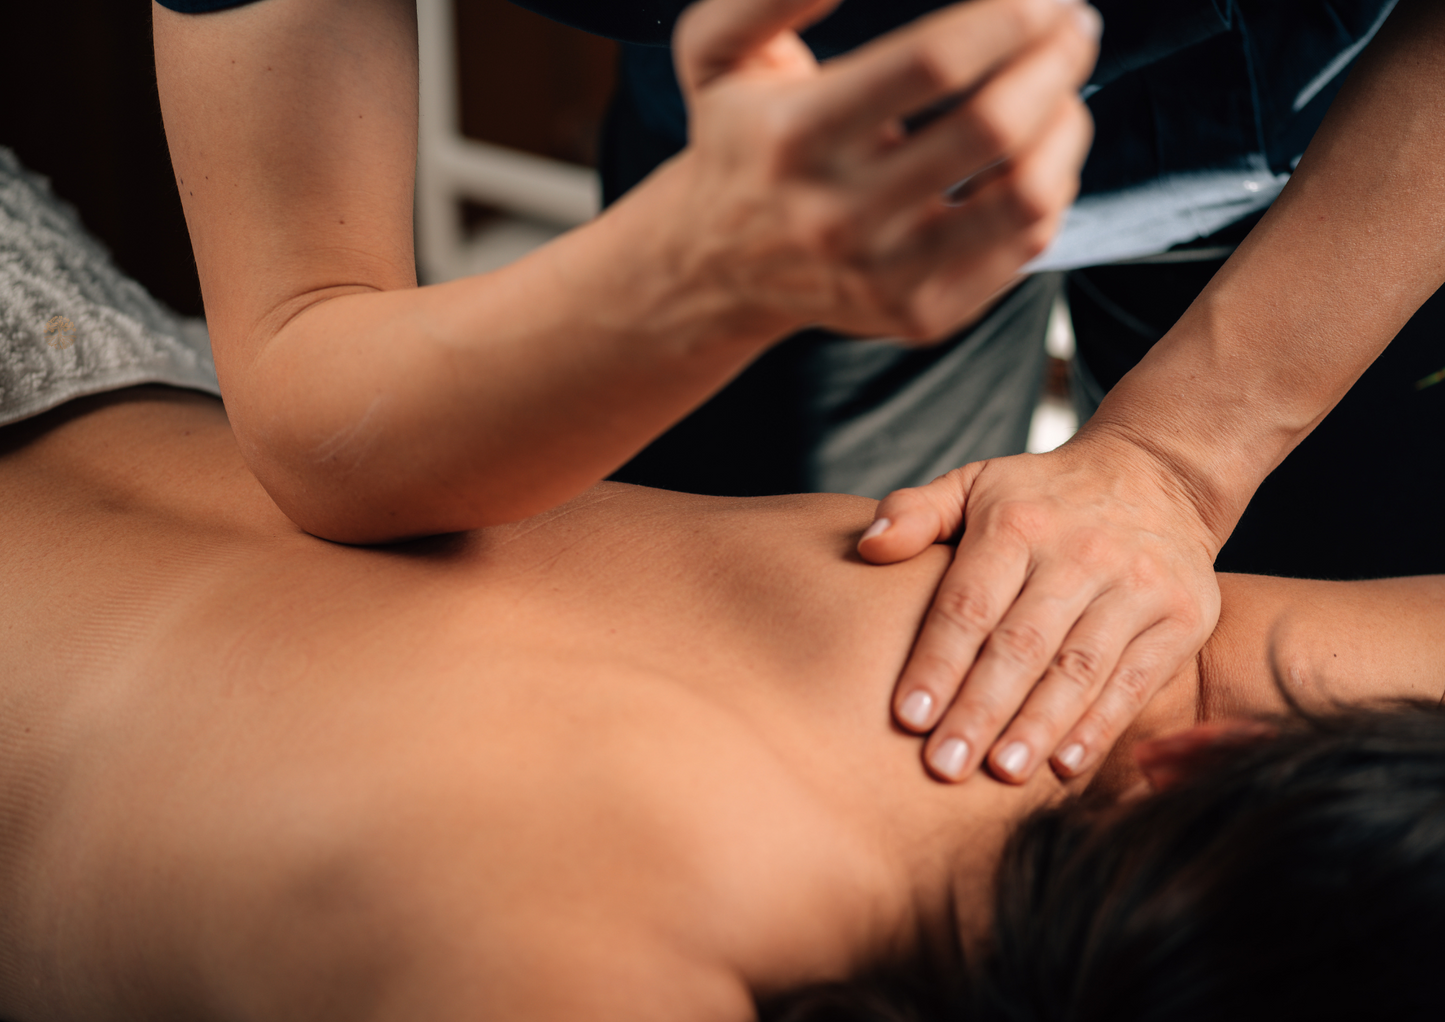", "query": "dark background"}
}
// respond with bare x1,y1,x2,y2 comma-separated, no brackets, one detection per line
0,0,616,319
